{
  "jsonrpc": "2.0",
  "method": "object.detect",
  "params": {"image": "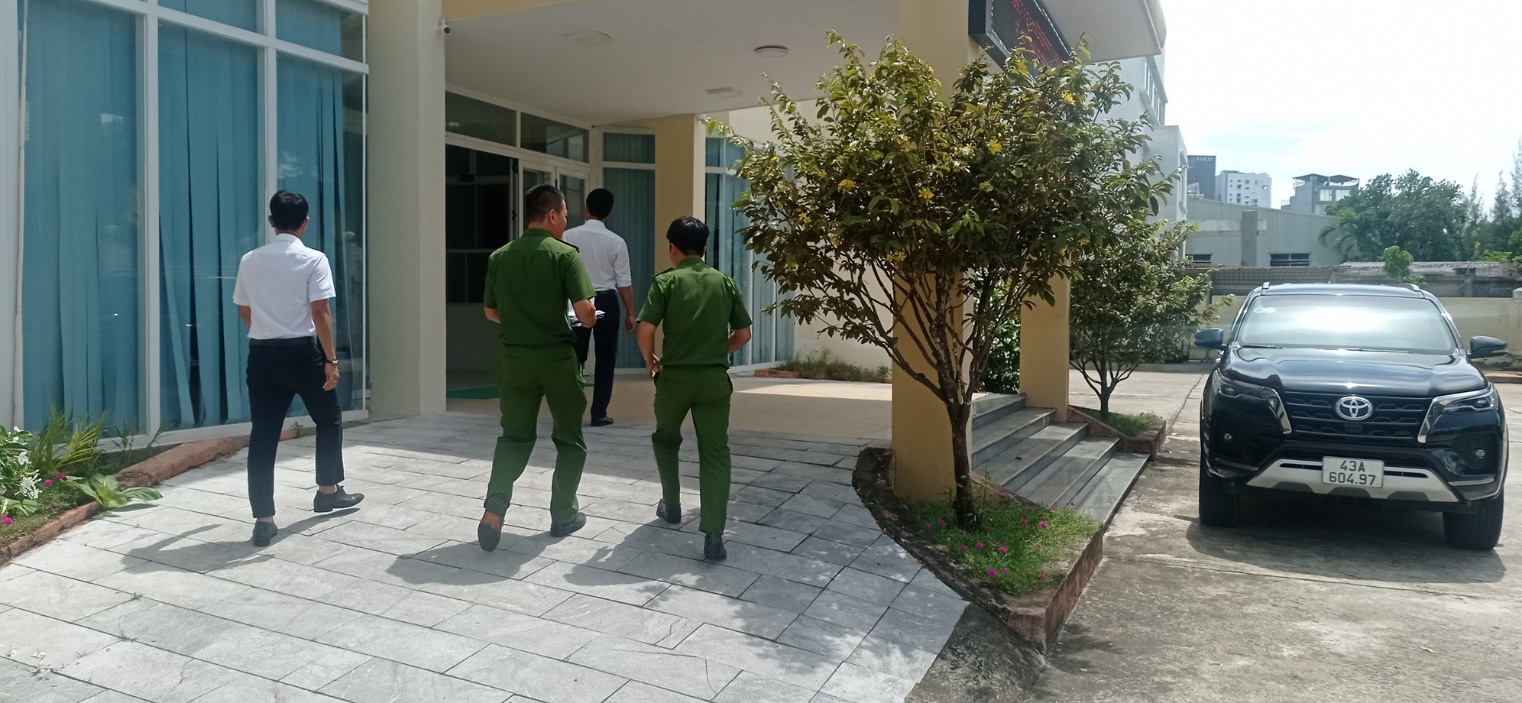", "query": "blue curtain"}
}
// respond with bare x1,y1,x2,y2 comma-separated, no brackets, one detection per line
278,56,366,412
21,0,141,431
158,25,260,431
704,146,792,365
603,168,655,368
